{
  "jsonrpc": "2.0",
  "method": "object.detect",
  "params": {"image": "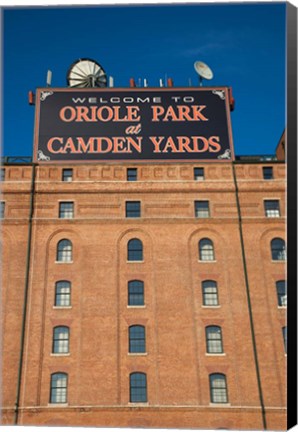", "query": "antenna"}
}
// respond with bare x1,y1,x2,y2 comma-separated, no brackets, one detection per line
194,61,213,86
67,58,107,88
46,70,52,87
130,78,136,88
